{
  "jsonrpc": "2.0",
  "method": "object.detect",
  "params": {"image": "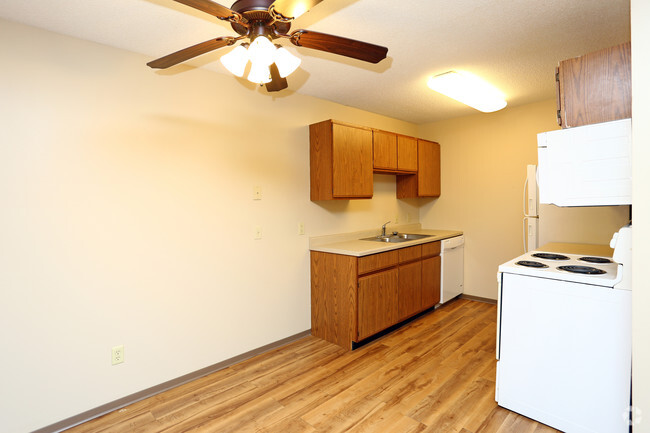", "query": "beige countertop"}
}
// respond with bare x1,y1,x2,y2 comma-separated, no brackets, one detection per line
310,224,463,257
